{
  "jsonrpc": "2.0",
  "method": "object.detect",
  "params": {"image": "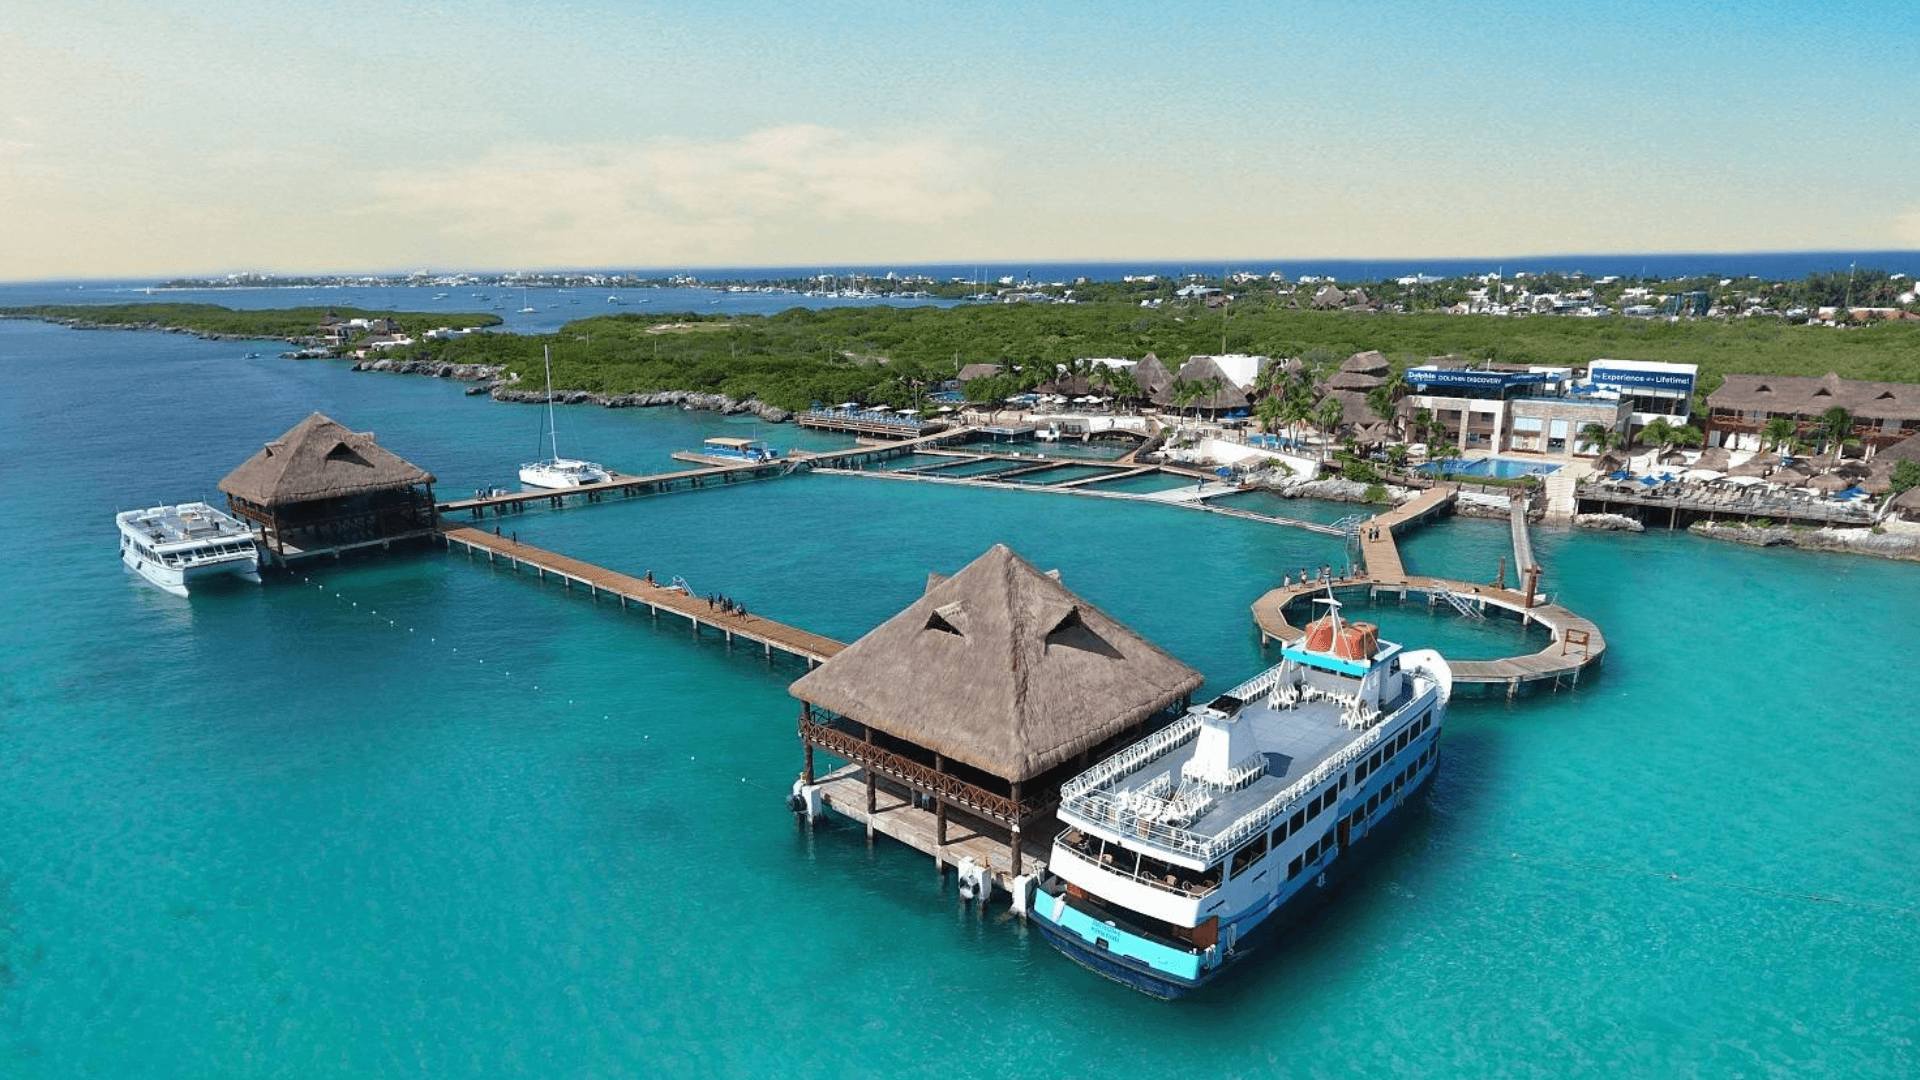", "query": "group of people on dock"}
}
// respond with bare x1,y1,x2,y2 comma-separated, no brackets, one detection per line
1283,563,1357,588
706,593,748,619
